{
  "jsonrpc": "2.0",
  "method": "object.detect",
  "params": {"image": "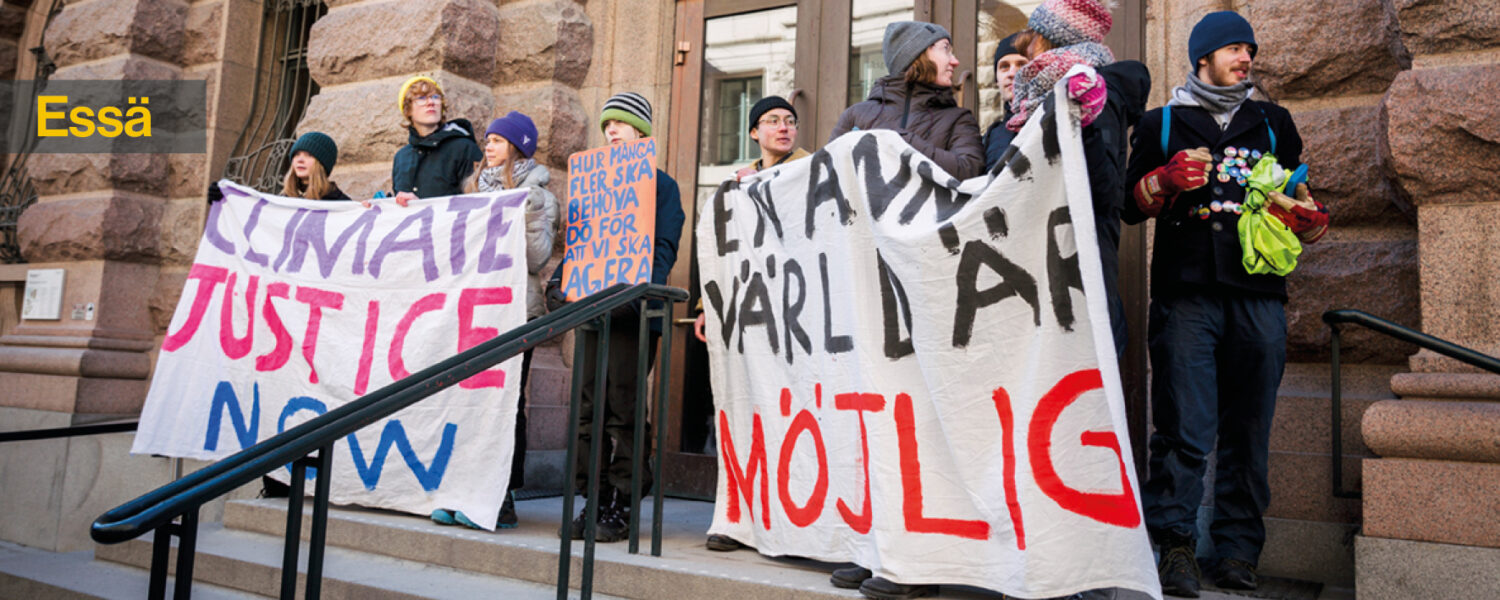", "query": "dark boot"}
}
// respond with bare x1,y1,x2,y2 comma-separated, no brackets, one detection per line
705,534,744,551
497,492,518,529
859,577,936,600
830,567,872,589
1156,534,1200,598
1211,558,1257,590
